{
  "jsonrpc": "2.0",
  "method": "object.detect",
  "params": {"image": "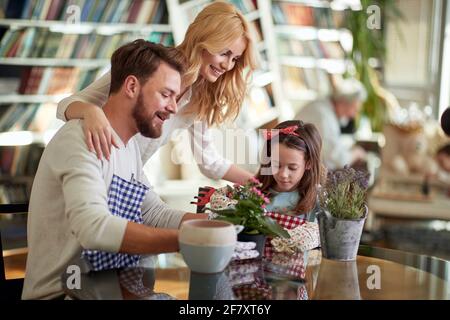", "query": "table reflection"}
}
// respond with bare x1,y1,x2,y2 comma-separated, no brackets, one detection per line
62,246,450,300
